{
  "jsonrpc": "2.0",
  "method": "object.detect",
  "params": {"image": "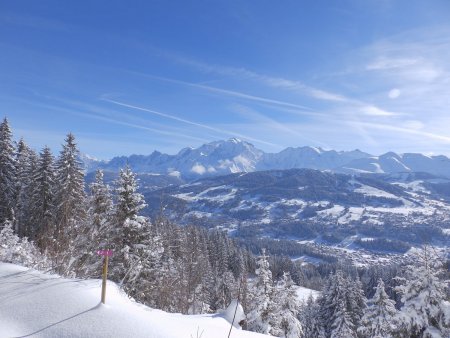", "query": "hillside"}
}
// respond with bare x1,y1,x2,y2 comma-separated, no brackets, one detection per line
144,168,450,230
0,263,267,338
140,168,450,265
